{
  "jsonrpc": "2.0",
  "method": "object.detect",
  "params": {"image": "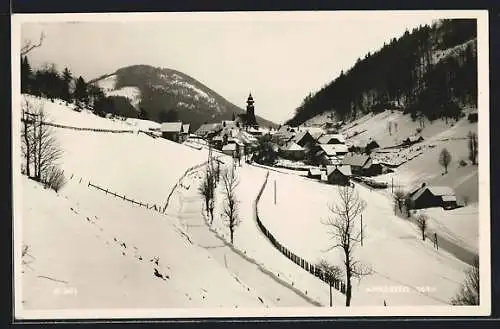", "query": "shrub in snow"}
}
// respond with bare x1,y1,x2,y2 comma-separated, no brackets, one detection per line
43,166,67,192
416,213,428,241
459,159,468,167
451,256,479,305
